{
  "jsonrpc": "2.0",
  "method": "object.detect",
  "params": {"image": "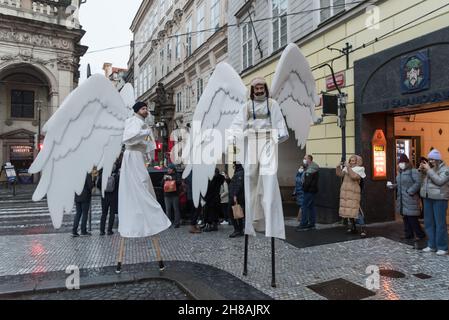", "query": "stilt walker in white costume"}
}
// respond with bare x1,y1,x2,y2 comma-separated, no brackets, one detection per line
116,101,171,273
28,75,170,274
182,43,320,287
